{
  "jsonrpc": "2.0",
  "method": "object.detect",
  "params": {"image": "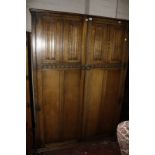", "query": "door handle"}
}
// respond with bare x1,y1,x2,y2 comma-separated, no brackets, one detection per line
89,17,93,21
